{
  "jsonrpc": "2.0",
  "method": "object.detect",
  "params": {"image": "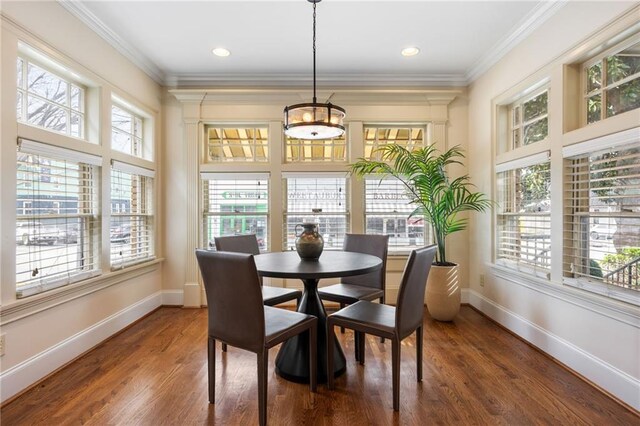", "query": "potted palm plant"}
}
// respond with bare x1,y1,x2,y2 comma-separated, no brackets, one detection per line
350,144,492,321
